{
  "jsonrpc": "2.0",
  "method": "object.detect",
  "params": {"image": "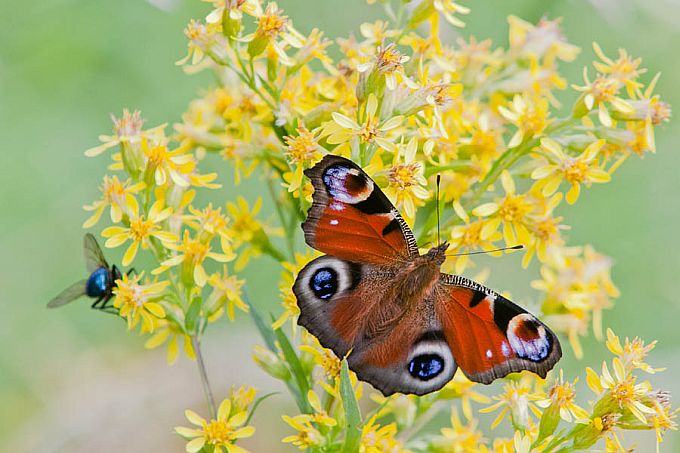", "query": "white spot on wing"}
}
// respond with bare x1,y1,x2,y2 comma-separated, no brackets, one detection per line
501,341,511,358
329,219,338,225
486,349,493,359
